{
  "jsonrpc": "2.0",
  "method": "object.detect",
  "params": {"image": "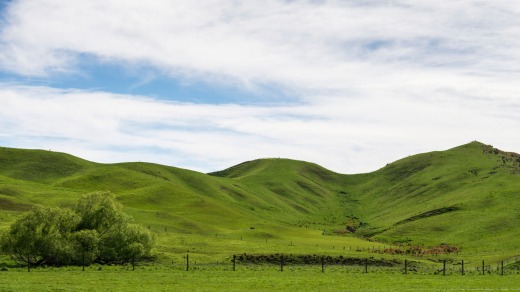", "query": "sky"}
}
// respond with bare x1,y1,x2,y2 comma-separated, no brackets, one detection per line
0,0,519,174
